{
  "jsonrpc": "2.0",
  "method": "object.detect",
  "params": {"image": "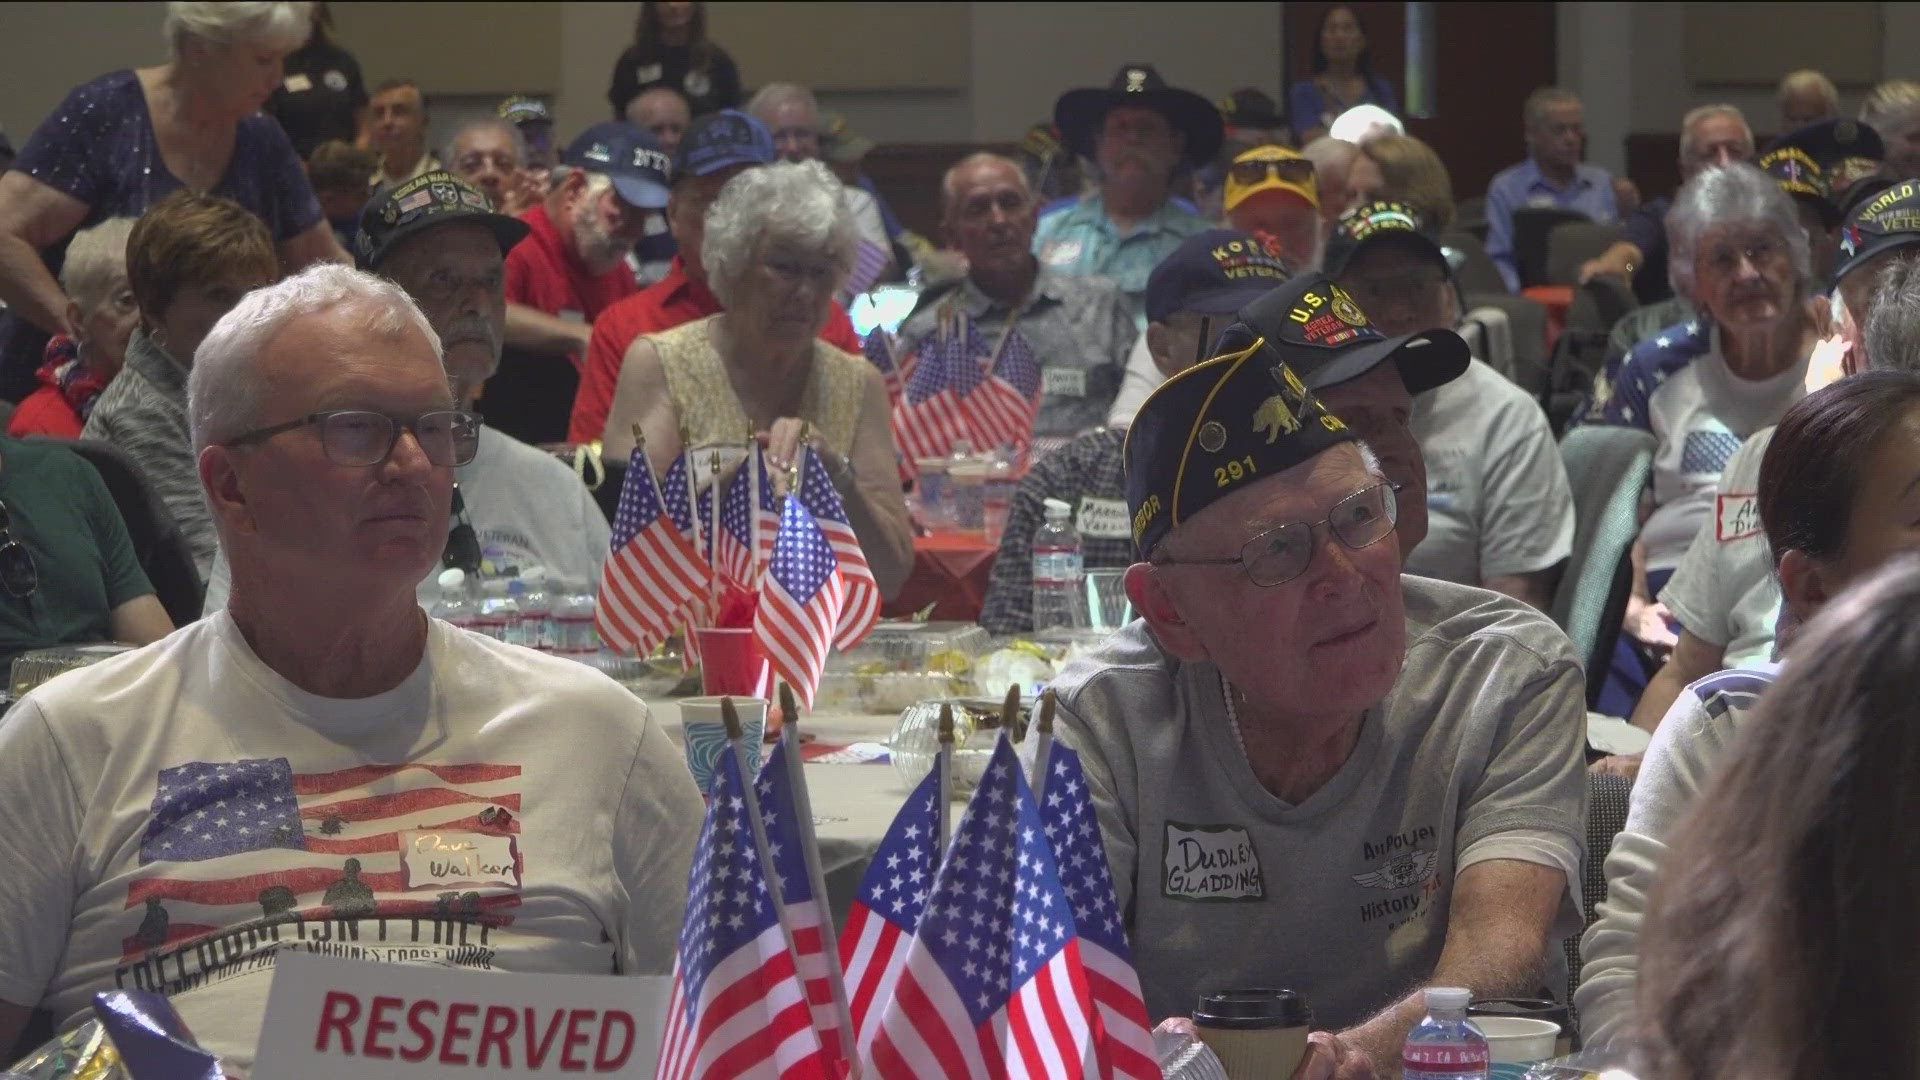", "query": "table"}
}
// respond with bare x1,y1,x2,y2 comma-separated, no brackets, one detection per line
882,531,998,621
